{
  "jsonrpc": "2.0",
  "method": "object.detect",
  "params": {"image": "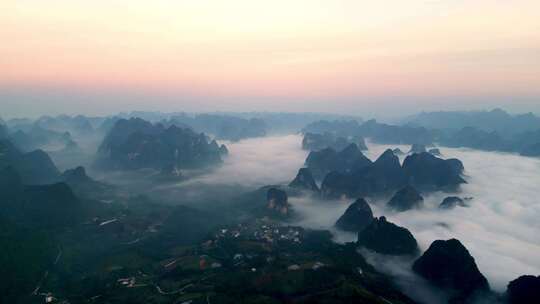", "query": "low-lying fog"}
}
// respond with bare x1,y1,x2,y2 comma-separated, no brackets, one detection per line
364,143,540,292
184,134,540,293
186,135,308,187
141,135,309,207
